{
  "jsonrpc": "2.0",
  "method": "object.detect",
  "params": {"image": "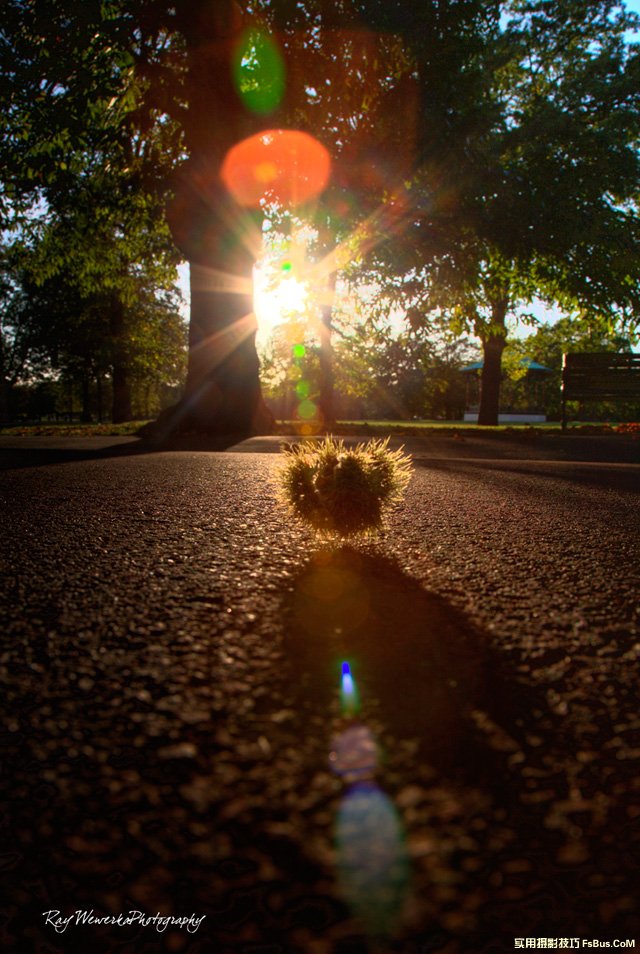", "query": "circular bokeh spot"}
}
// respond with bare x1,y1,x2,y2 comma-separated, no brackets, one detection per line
297,399,317,420
330,724,379,780
292,343,306,358
221,130,331,207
